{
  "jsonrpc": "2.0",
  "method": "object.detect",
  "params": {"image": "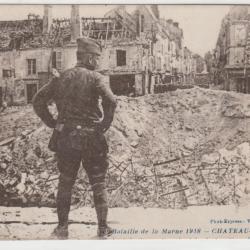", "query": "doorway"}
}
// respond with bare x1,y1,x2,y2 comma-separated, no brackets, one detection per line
110,74,135,96
26,83,38,103
248,77,250,94
0,87,2,106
